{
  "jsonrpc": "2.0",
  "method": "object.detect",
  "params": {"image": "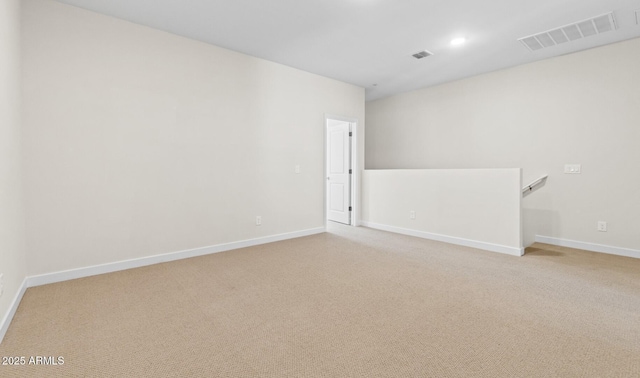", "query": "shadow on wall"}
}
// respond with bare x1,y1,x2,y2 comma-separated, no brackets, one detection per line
523,207,557,247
